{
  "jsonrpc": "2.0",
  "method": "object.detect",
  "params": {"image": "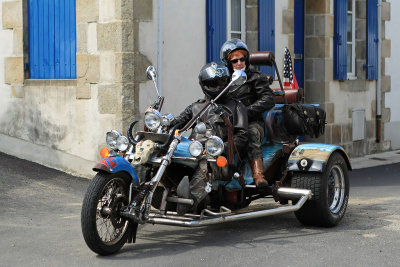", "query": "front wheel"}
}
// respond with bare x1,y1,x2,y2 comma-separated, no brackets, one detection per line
81,172,136,255
291,152,349,227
